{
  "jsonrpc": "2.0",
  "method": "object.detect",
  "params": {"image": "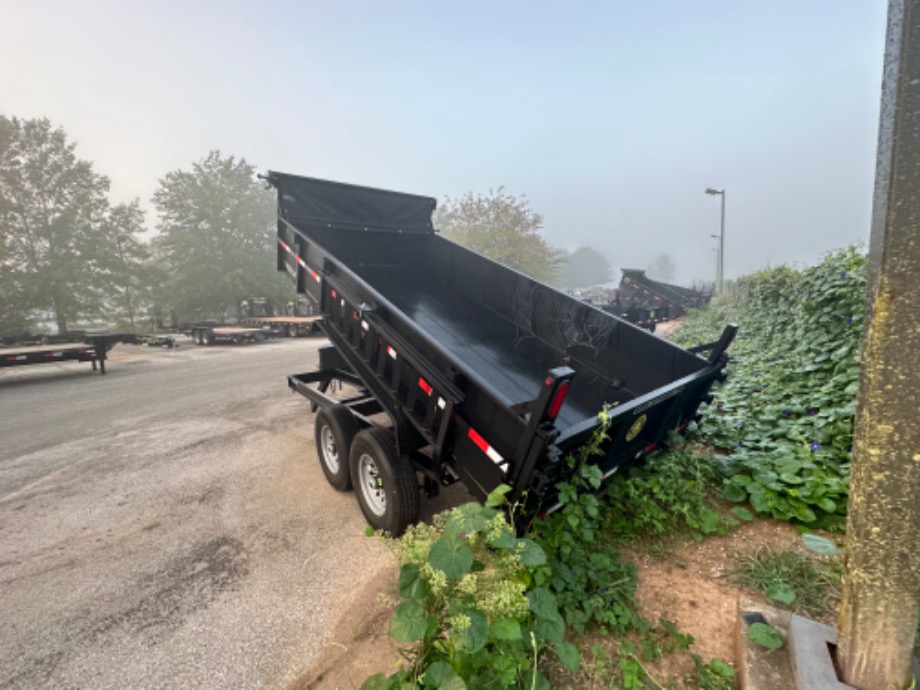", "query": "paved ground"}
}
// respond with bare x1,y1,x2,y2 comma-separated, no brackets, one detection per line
0,338,465,689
